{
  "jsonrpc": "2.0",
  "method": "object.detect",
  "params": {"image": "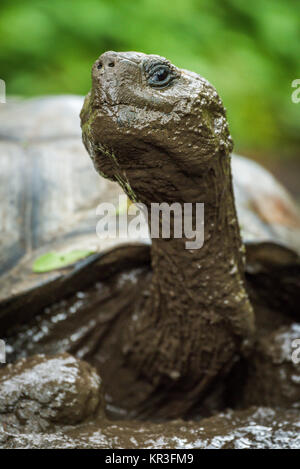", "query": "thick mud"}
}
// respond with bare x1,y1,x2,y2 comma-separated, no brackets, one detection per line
1,354,299,449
